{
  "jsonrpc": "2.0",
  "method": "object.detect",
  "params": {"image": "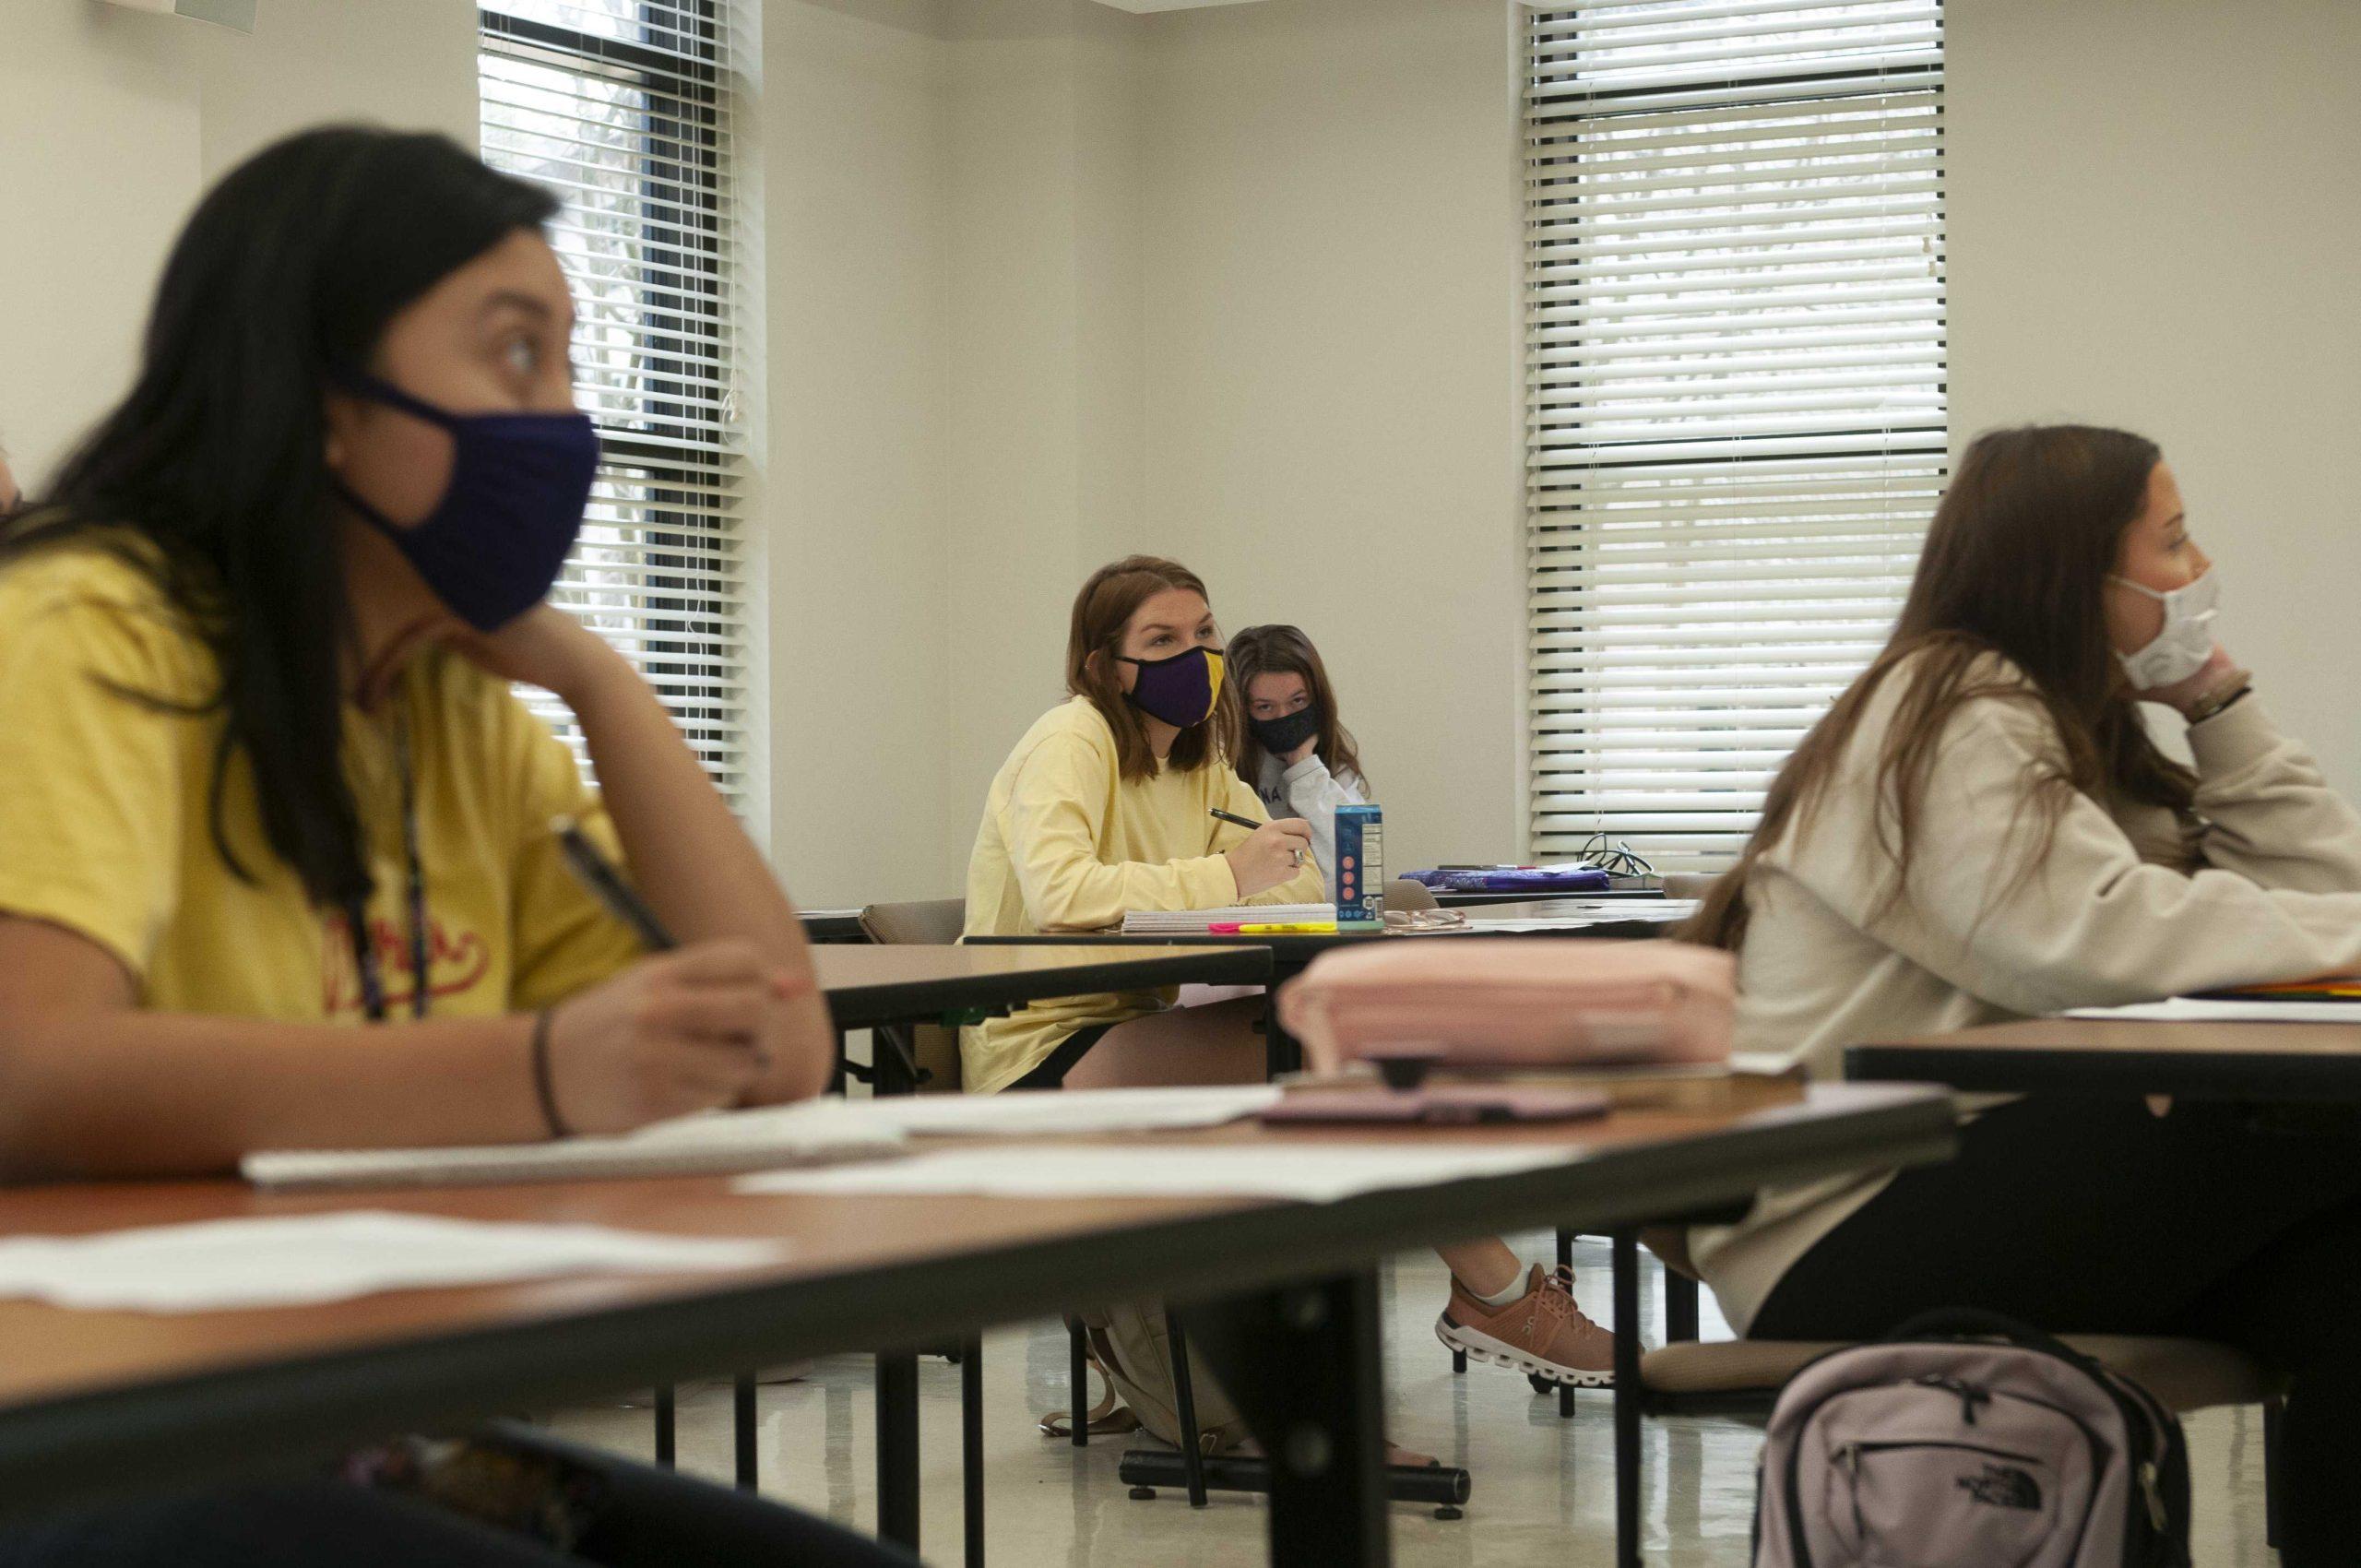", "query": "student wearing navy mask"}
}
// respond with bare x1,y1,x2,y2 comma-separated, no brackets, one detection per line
1228,624,1369,901
0,127,904,1567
